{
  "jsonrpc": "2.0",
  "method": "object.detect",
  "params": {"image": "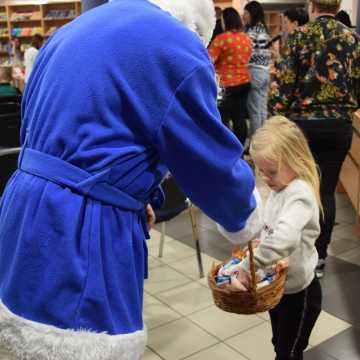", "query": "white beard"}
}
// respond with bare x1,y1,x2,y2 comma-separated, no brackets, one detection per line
148,0,215,46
